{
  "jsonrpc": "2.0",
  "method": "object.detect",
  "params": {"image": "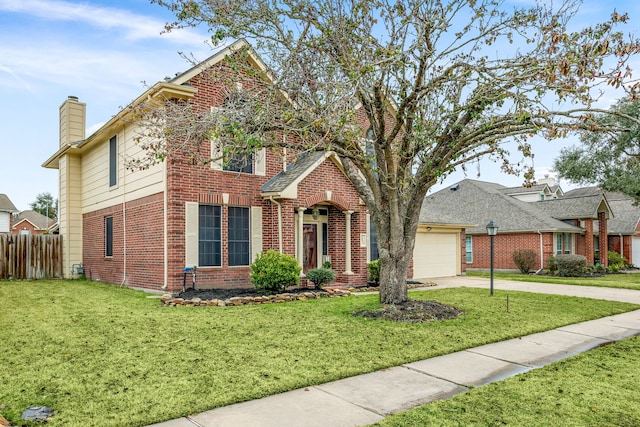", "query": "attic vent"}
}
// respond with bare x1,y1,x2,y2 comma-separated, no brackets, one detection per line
450,184,459,191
